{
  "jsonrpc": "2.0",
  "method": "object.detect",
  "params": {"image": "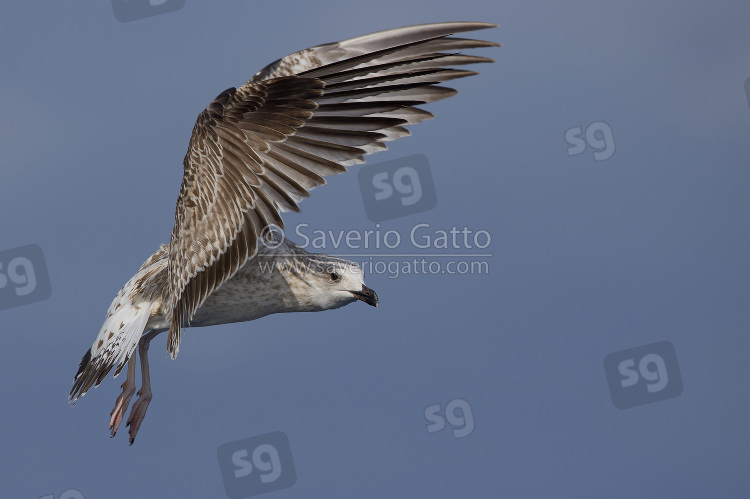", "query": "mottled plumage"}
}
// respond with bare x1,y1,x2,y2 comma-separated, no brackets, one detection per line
70,21,498,444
